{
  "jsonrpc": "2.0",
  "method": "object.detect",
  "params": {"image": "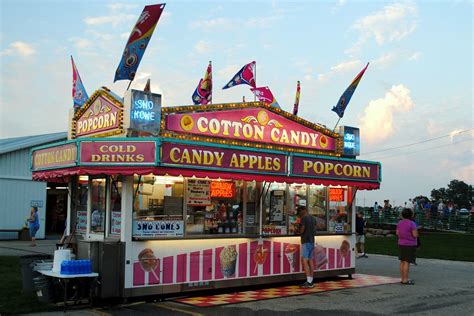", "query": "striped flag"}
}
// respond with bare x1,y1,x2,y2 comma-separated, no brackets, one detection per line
292,81,300,116
71,56,89,110
332,62,369,118
192,61,212,105
223,61,256,89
